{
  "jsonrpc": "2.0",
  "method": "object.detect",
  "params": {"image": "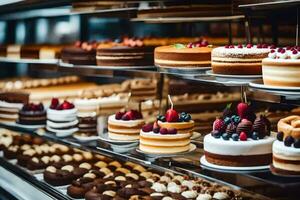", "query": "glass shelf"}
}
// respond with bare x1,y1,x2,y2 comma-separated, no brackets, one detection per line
0,122,299,199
